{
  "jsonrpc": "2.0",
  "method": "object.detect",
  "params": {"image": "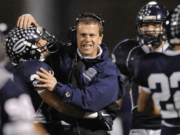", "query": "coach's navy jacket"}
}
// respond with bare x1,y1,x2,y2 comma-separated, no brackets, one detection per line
48,42,125,112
